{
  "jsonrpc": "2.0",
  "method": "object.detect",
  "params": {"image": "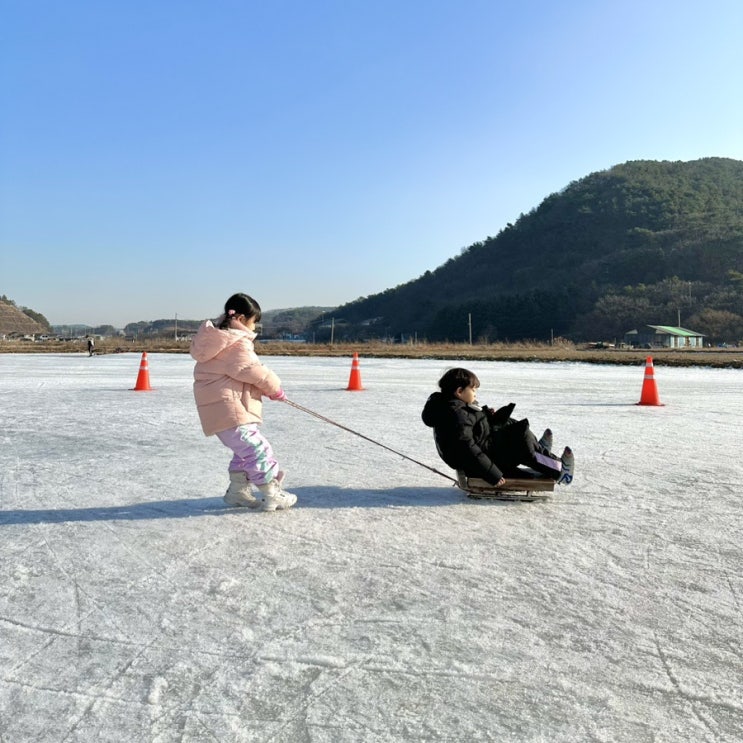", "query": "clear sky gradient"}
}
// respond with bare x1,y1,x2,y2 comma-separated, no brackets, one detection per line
2,0,742,328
